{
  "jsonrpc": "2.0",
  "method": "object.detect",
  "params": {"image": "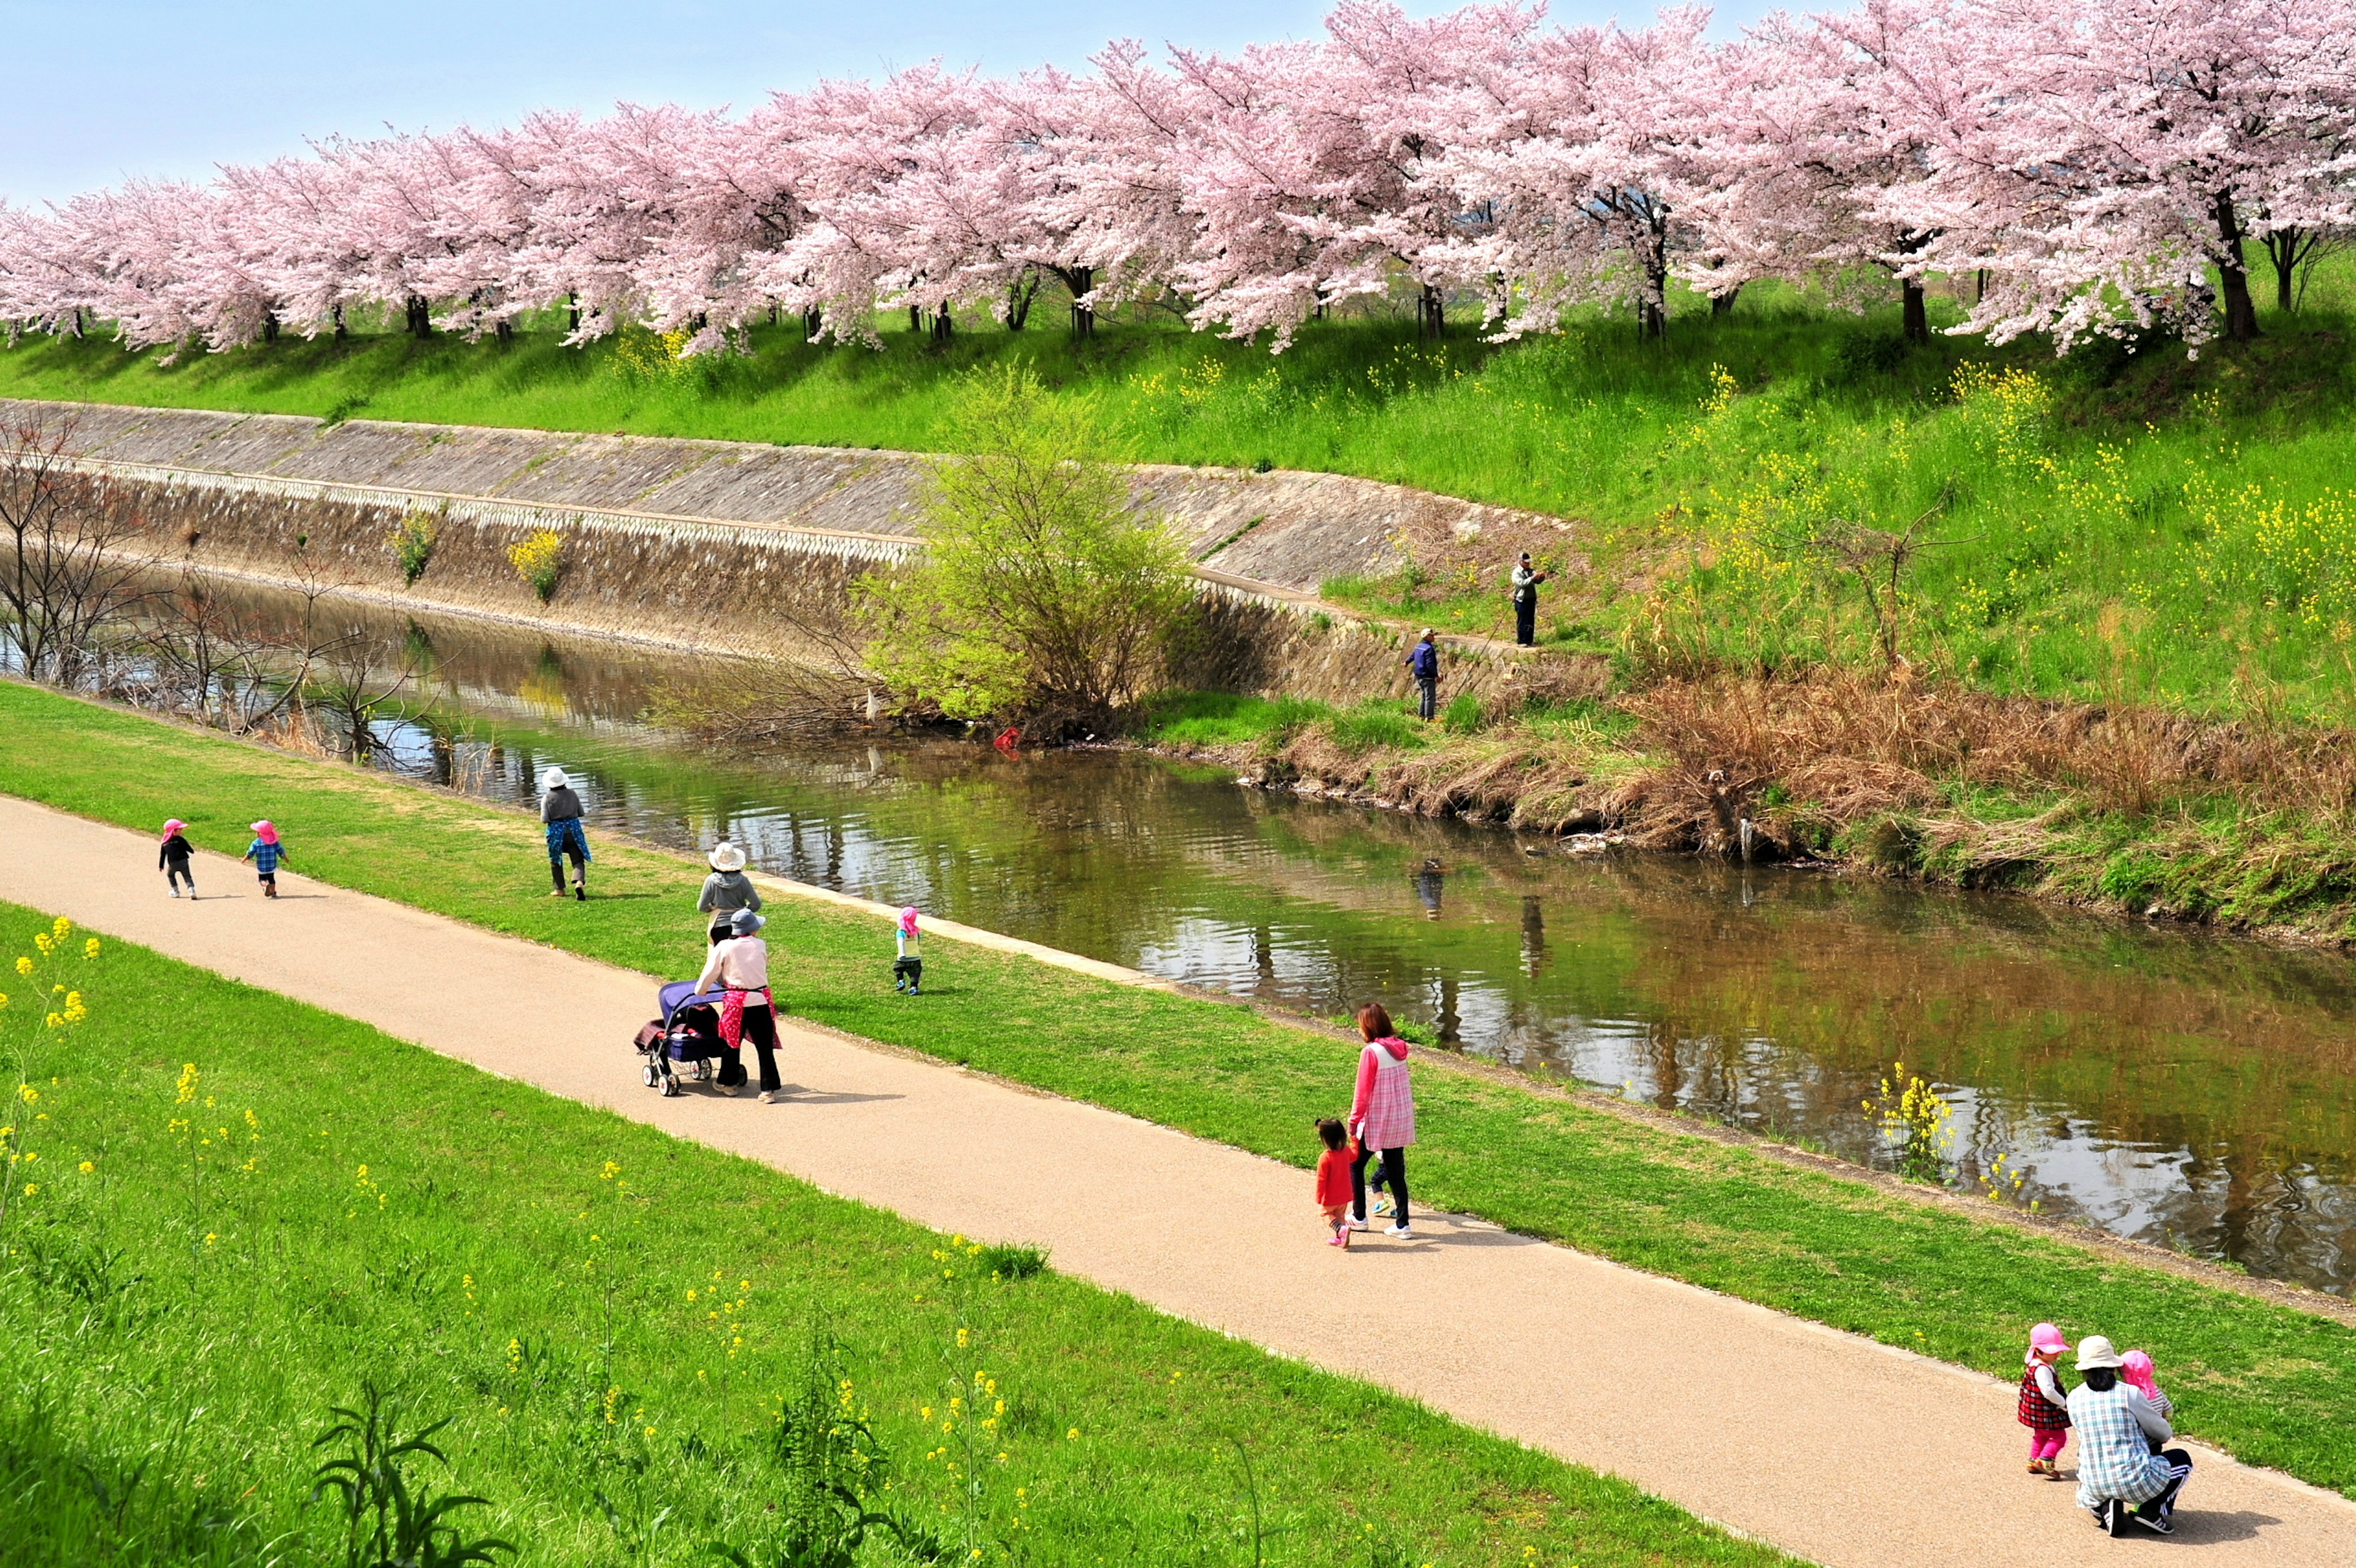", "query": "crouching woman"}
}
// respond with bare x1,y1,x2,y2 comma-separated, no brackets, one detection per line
2067,1335,2192,1537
